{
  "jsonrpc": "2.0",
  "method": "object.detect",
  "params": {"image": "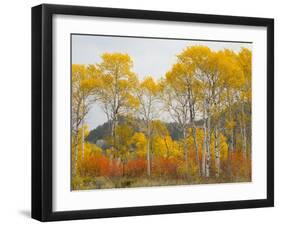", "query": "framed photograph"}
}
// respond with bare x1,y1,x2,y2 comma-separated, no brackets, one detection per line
32,4,274,221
